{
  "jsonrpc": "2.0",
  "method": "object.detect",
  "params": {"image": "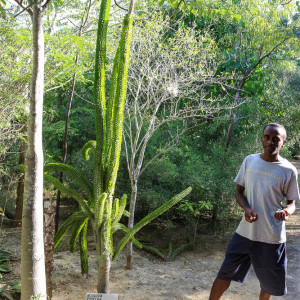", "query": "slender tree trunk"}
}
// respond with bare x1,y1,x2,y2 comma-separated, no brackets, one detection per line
224,55,269,152
44,195,56,299
21,5,47,300
14,127,27,227
224,109,235,152
97,256,111,293
55,179,62,232
211,206,218,229
94,227,111,293
126,180,137,269
224,87,242,152
55,72,77,232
